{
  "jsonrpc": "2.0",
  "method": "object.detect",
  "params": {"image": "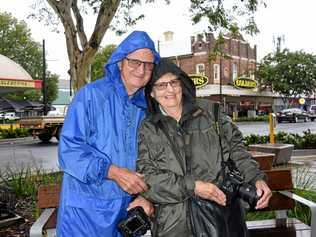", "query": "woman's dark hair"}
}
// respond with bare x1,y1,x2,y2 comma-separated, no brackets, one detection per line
145,58,196,114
